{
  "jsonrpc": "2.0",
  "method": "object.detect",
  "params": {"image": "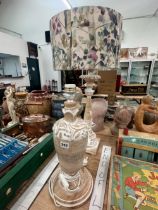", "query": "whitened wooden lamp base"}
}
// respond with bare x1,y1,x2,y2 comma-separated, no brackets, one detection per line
49,167,93,208
86,136,100,155
86,127,100,155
